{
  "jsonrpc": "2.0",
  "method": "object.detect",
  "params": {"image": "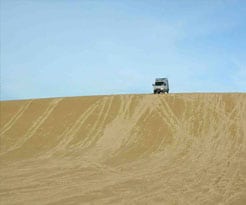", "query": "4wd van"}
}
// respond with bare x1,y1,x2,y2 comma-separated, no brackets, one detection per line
153,78,169,94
